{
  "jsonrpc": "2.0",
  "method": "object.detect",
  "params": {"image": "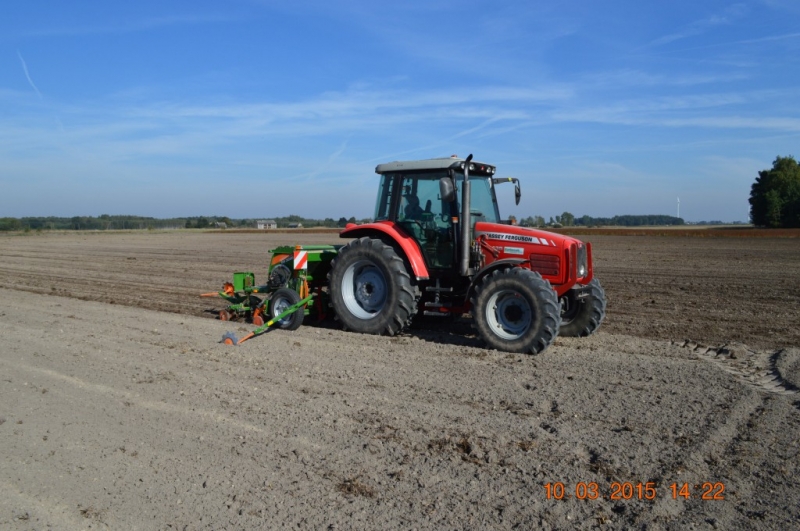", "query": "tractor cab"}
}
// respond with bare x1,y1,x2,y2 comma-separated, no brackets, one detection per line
373,156,515,271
